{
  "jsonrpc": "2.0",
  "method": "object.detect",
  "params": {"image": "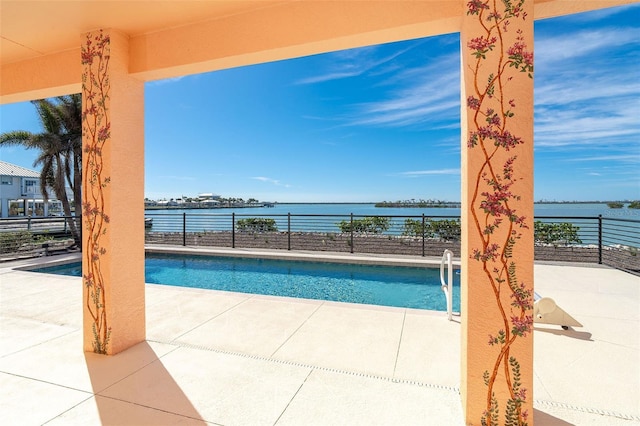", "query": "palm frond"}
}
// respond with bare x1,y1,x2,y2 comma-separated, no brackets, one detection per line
32,99,62,135
0,130,34,147
4,95,83,245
